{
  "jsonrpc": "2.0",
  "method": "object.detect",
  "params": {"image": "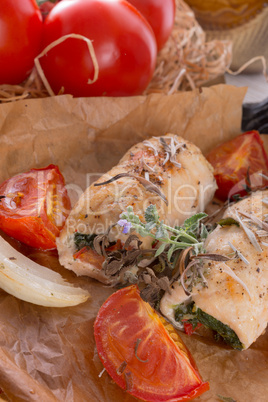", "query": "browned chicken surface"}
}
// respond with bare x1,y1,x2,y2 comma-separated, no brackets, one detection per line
161,190,268,349
57,134,216,283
